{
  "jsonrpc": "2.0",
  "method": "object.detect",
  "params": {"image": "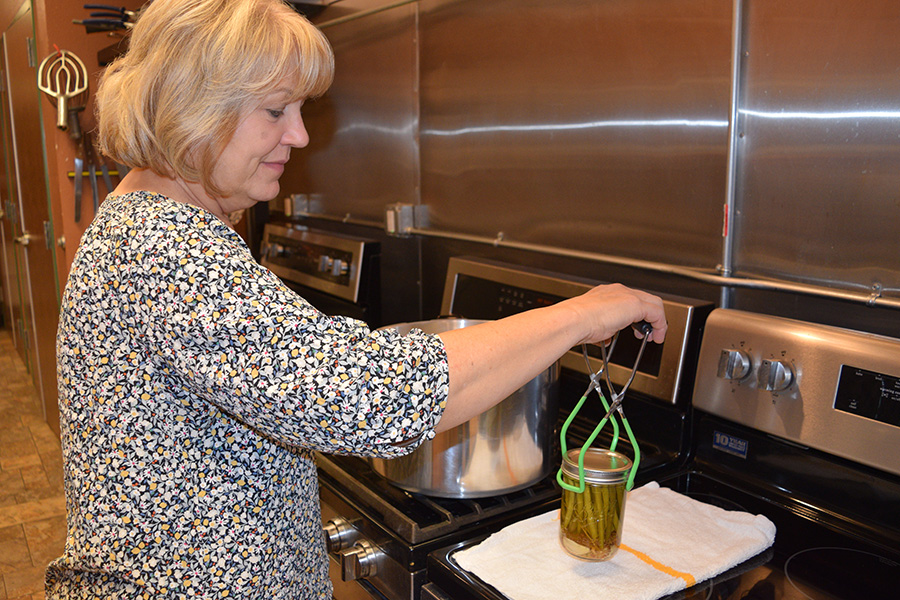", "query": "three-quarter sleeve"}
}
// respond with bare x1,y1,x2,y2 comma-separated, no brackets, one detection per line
128,203,449,457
